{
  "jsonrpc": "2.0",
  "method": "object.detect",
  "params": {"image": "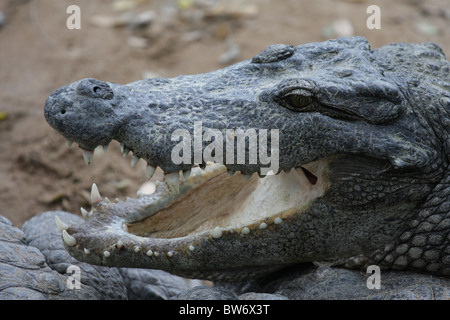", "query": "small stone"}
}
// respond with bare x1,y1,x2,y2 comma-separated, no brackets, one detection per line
415,21,440,36
127,36,148,49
